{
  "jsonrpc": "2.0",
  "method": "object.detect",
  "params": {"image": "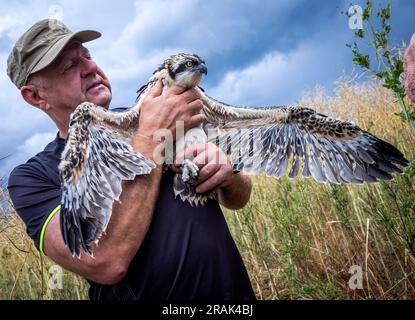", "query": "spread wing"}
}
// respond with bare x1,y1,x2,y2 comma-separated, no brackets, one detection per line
199,89,408,183
59,102,156,257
